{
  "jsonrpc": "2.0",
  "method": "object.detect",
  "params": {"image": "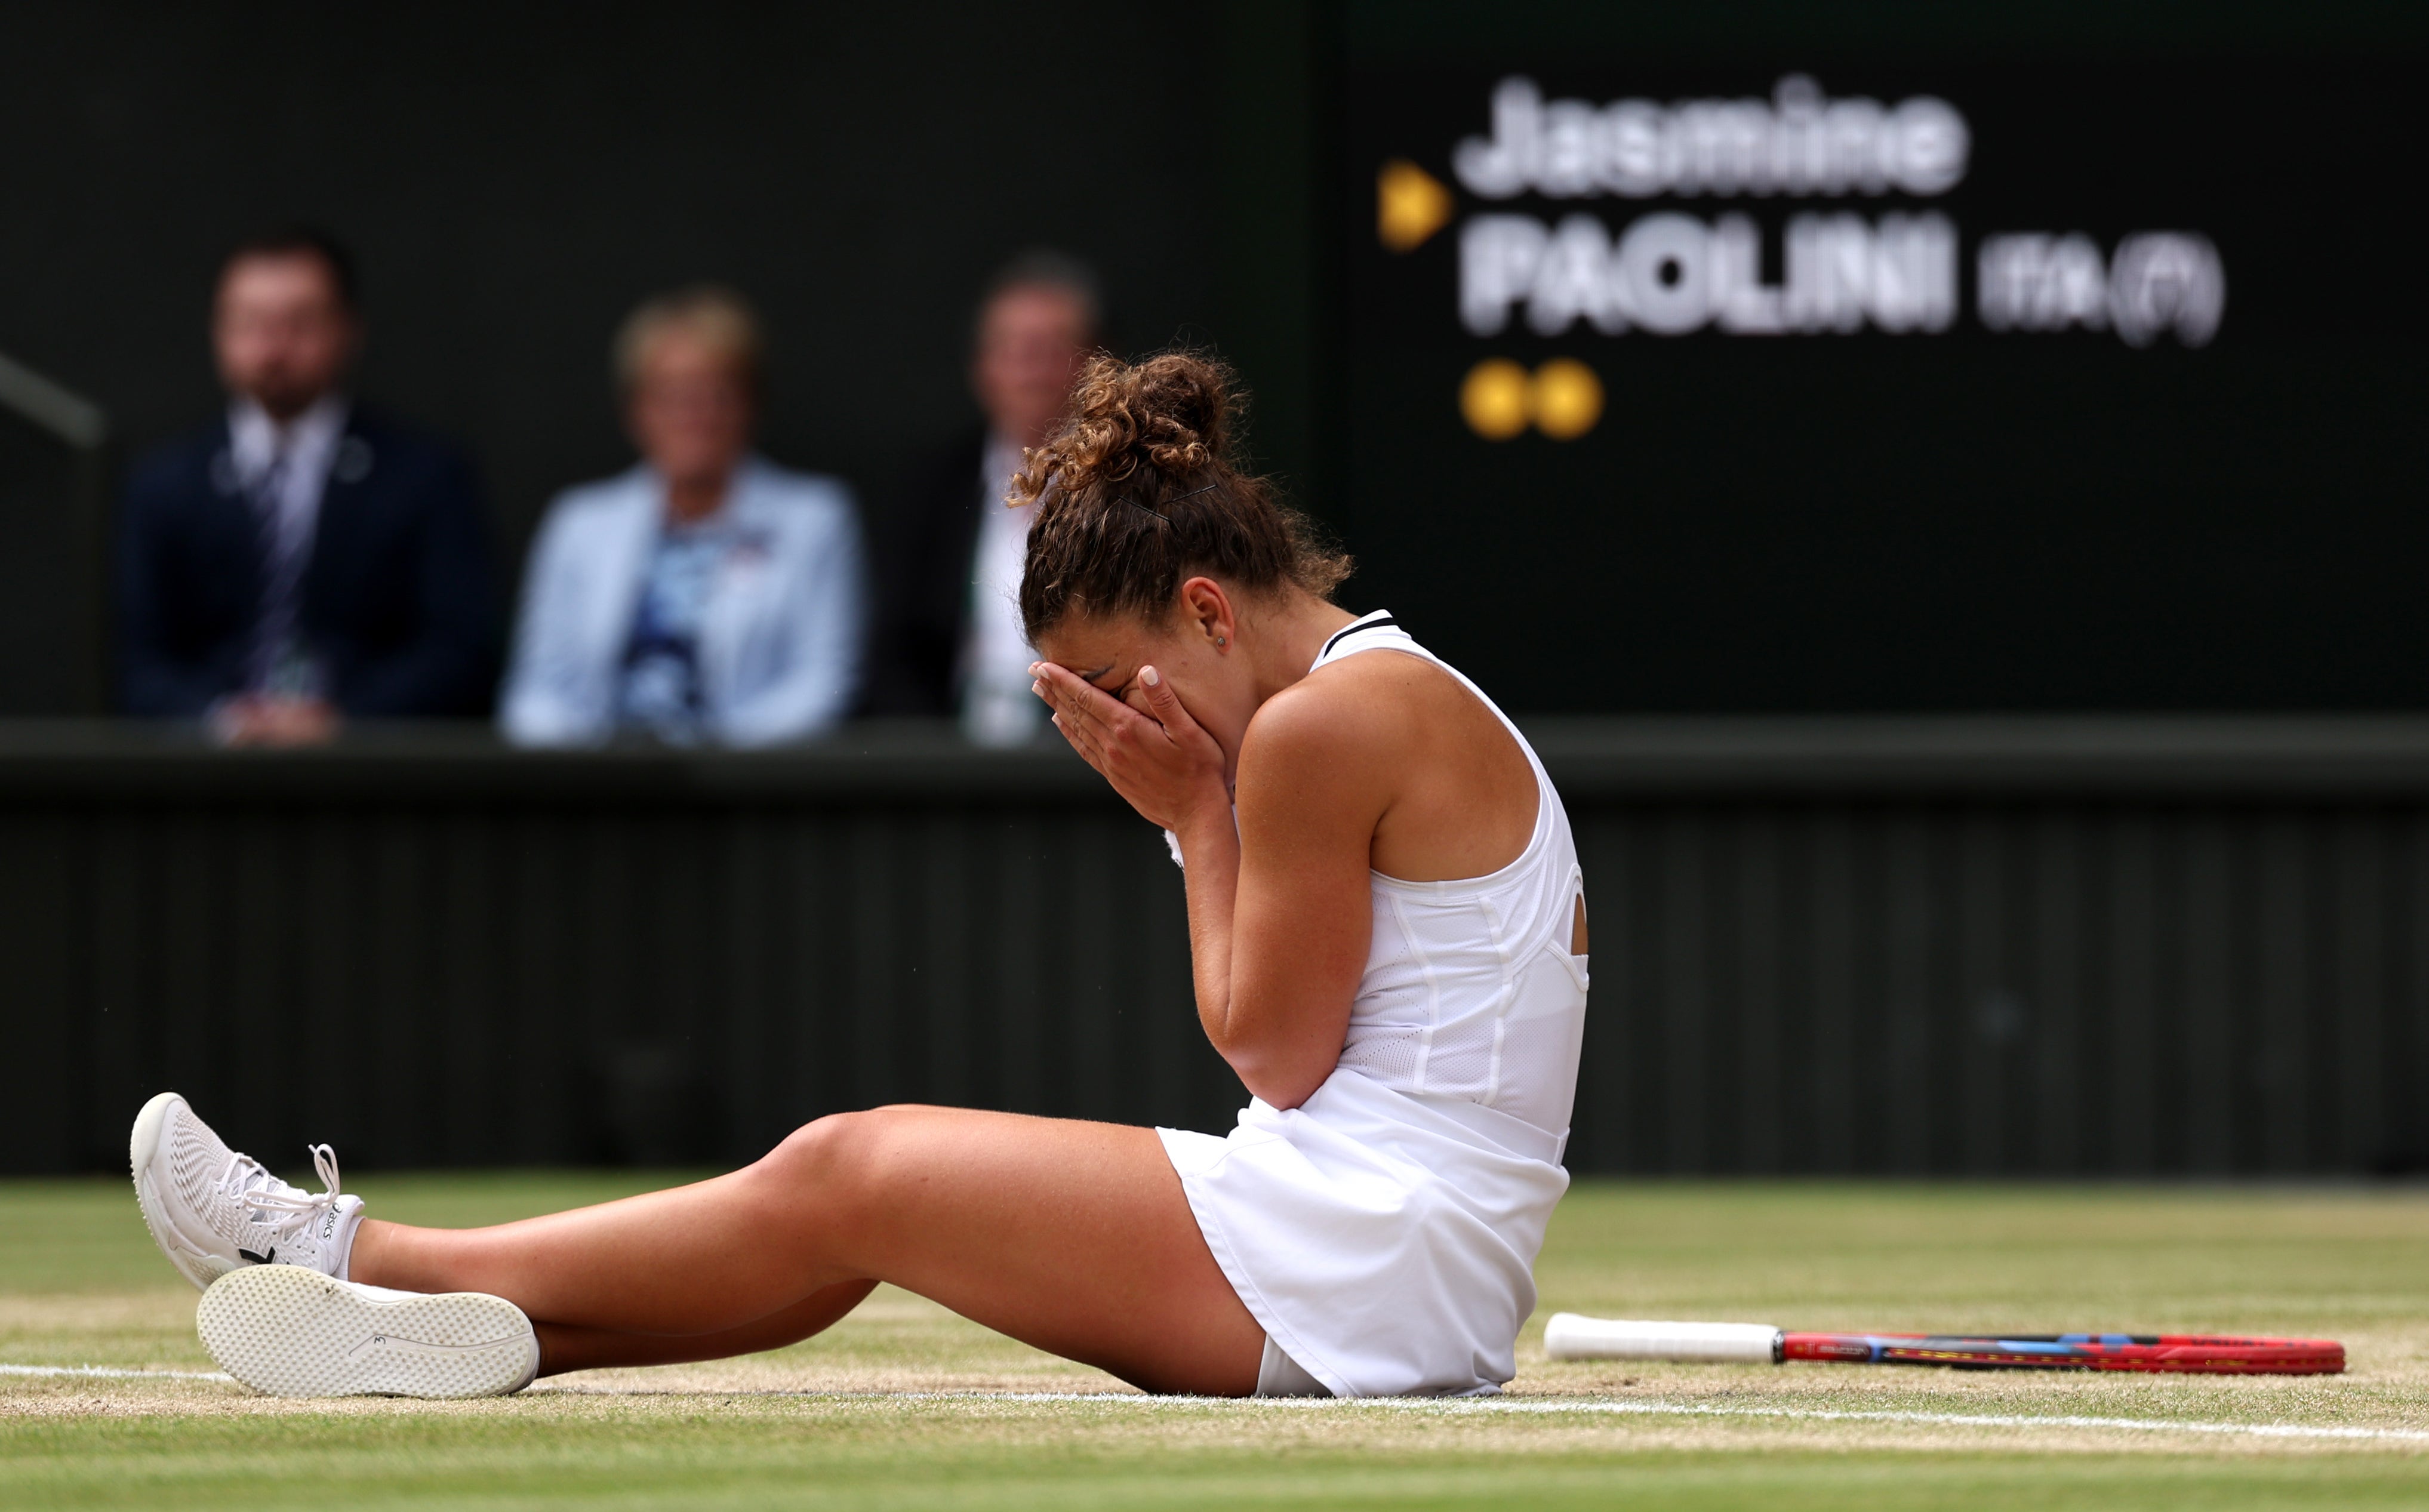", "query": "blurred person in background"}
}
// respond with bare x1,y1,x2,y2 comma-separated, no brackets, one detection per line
863,251,1098,743
501,287,863,747
115,229,497,743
